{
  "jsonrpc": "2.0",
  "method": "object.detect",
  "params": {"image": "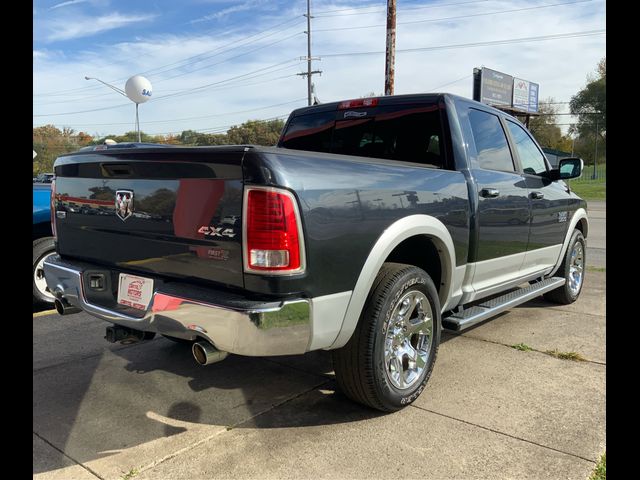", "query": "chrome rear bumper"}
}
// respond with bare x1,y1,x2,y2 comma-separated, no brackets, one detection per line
43,255,311,356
